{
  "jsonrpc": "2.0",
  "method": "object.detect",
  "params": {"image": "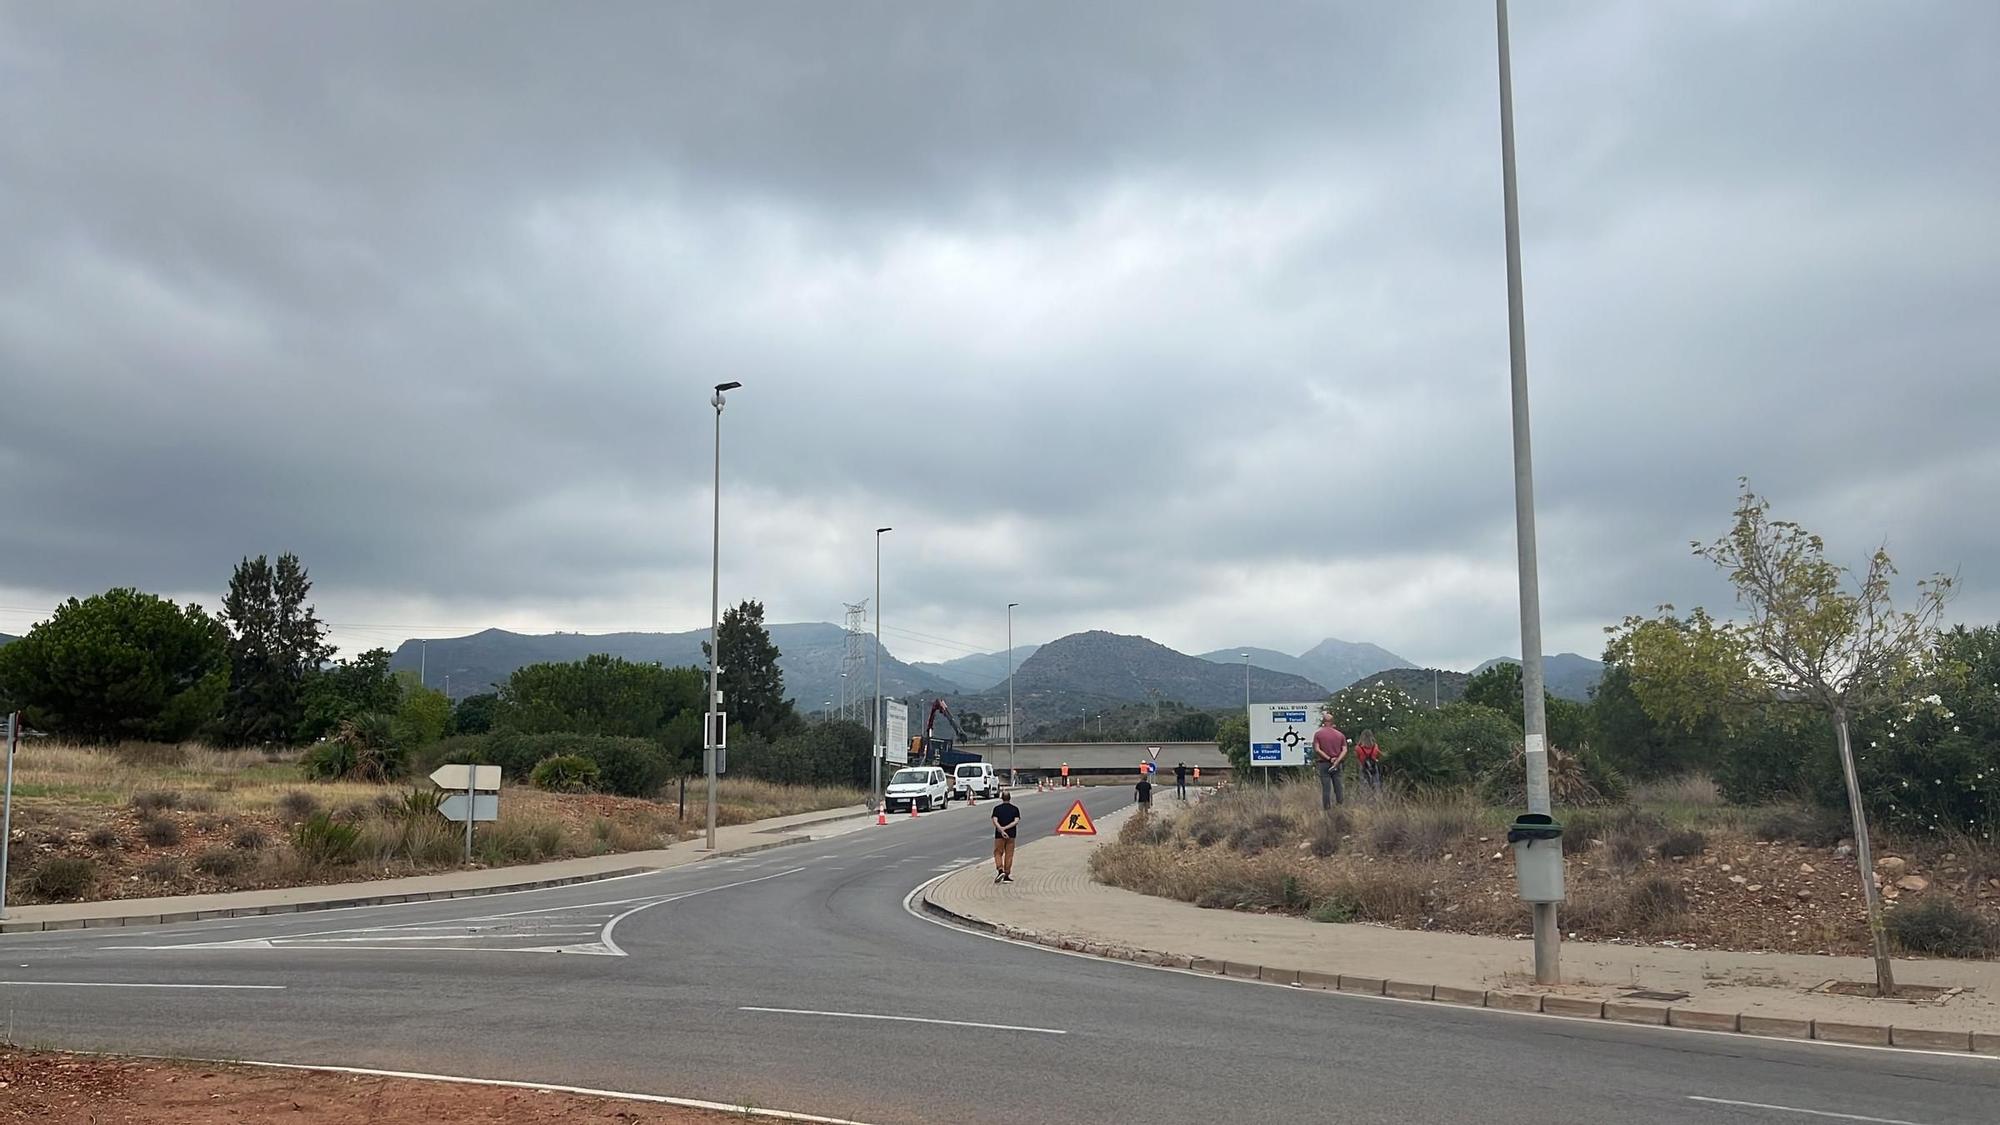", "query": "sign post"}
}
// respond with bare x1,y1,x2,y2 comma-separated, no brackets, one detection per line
884,699,908,766
0,713,17,919
431,764,502,864
1248,702,1315,771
